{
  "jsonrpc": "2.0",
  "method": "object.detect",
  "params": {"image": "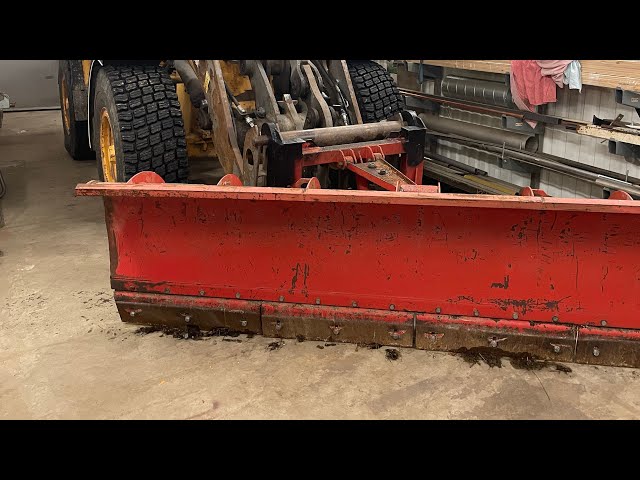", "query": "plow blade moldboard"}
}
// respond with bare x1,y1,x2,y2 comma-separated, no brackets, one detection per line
76,177,640,367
